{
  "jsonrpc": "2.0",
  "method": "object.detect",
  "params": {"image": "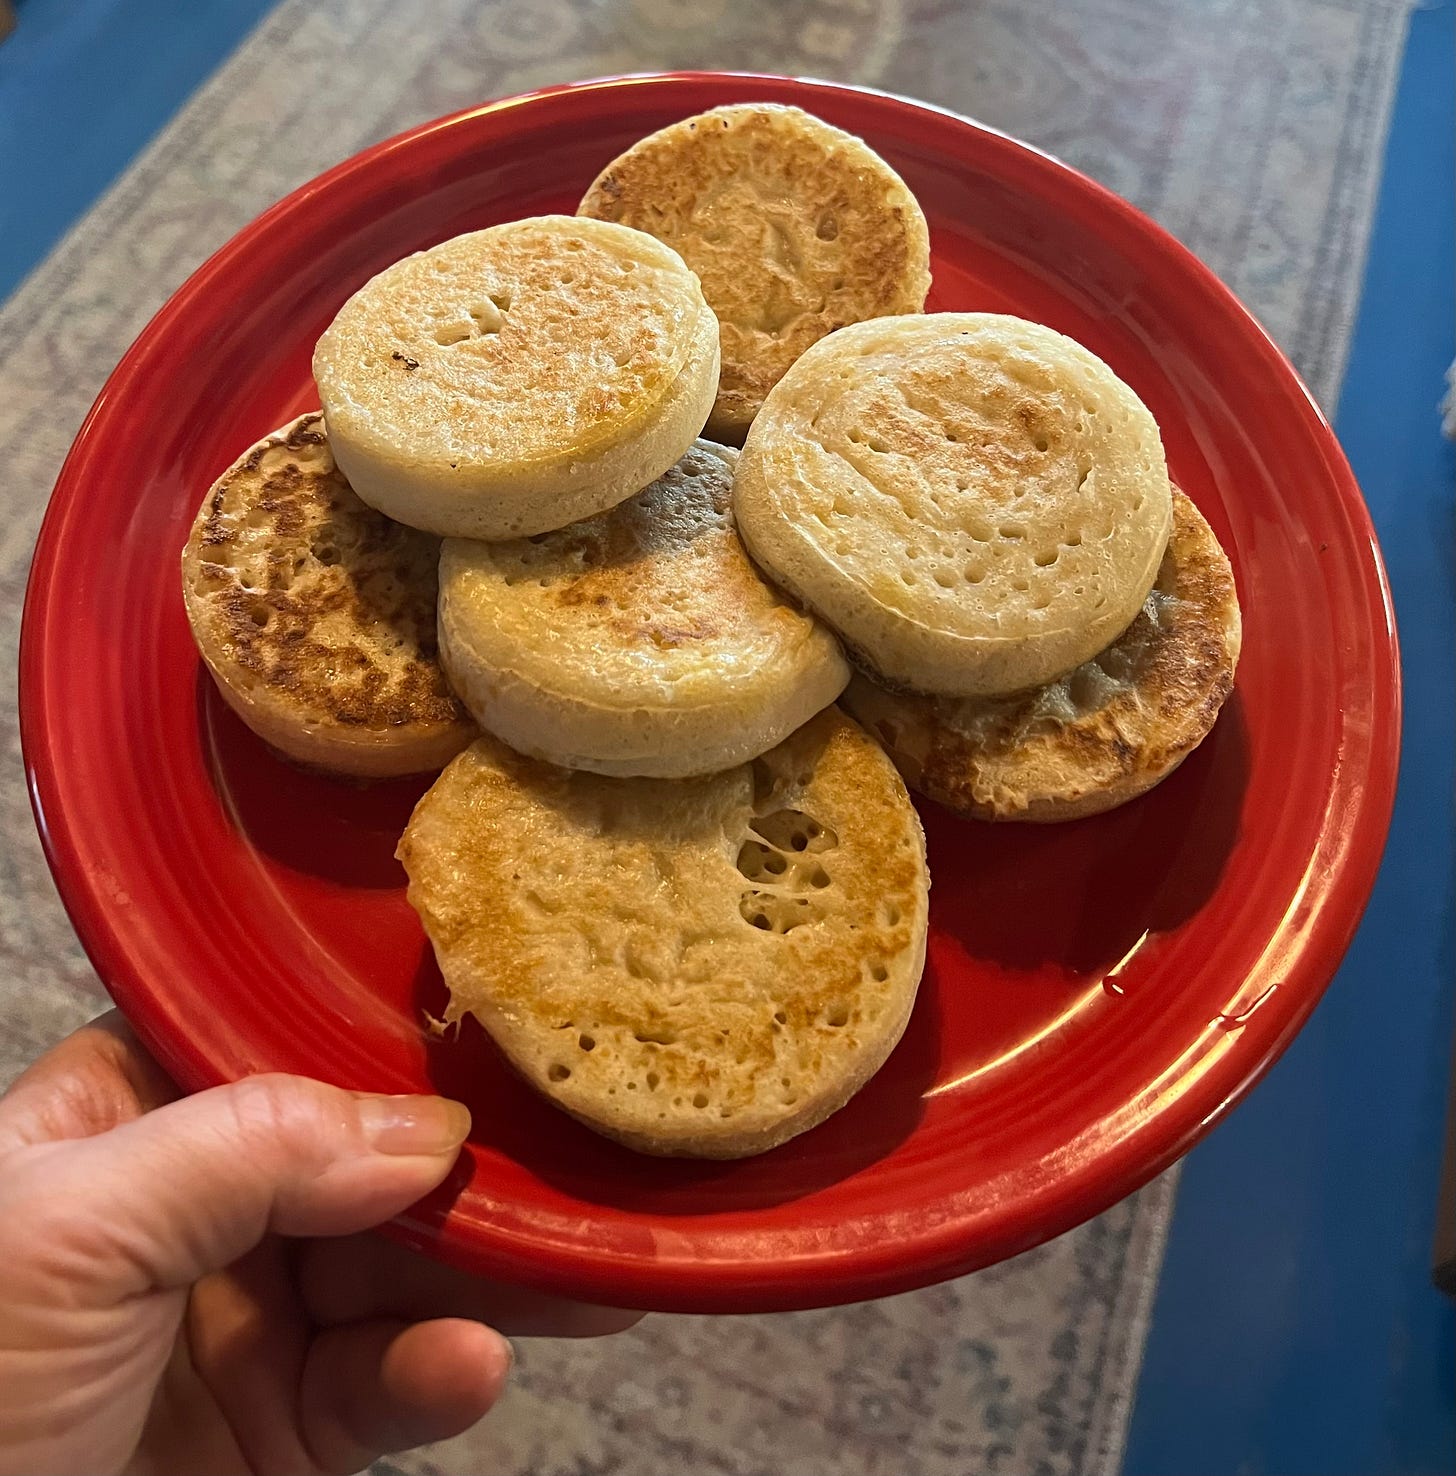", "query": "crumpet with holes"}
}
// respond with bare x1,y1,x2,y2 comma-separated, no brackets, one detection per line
439,440,848,778
398,707,928,1158
843,490,1241,820
579,104,931,443
181,414,474,777
734,312,1174,696
313,216,720,540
